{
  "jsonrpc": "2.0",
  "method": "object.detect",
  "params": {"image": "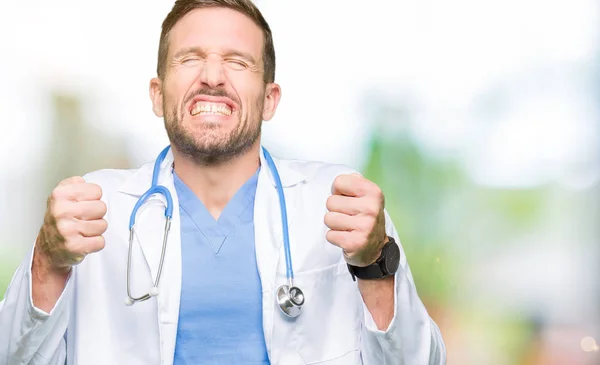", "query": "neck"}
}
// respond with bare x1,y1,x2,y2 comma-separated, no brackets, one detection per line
172,142,261,220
